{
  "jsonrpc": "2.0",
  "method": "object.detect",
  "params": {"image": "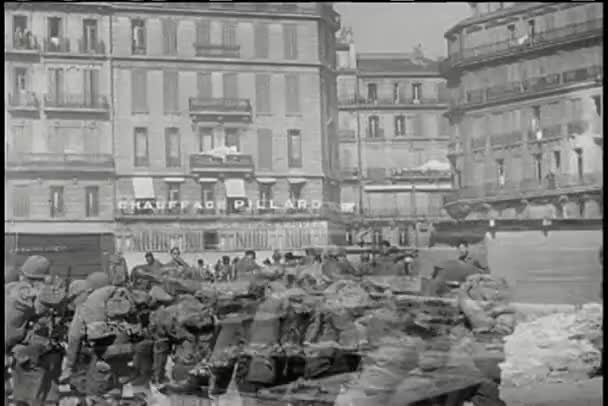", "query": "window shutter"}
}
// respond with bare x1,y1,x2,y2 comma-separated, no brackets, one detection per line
13,186,30,217
283,24,298,59
132,69,147,113
163,71,178,113
48,69,57,103
222,73,238,99
91,69,99,101
222,22,236,46
285,74,300,114
83,69,92,105
196,20,211,45
257,129,273,170
255,74,270,113
197,72,212,98
254,23,269,58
